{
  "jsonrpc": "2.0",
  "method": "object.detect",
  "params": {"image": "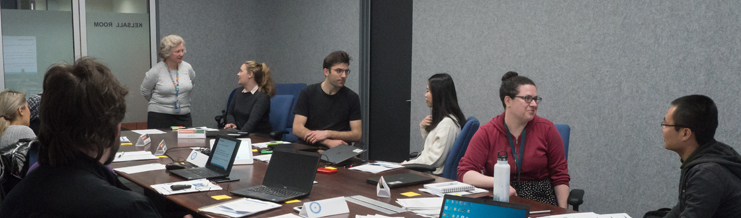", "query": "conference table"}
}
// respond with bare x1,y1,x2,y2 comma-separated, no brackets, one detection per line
112,130,573,218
